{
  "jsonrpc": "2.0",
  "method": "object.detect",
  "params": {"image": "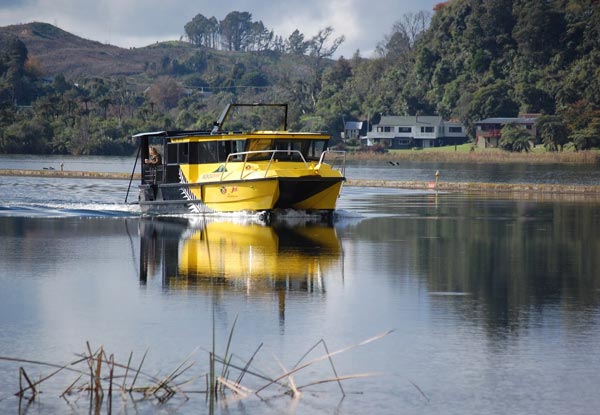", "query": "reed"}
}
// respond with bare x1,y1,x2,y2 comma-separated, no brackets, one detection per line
0,325,395,412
